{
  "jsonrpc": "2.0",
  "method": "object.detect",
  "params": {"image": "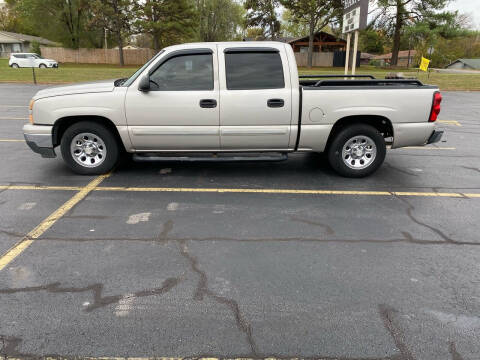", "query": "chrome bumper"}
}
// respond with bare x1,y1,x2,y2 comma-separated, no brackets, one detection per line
23,124,56,158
